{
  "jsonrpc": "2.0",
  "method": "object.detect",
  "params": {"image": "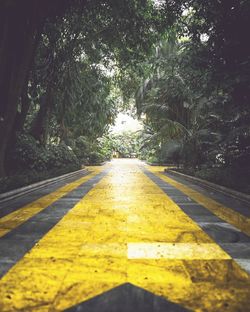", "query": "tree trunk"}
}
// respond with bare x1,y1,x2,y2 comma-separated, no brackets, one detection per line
30,87,52,146
59,117,69,143
0,1,43,177
15,80,31,133
0,0,79,176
